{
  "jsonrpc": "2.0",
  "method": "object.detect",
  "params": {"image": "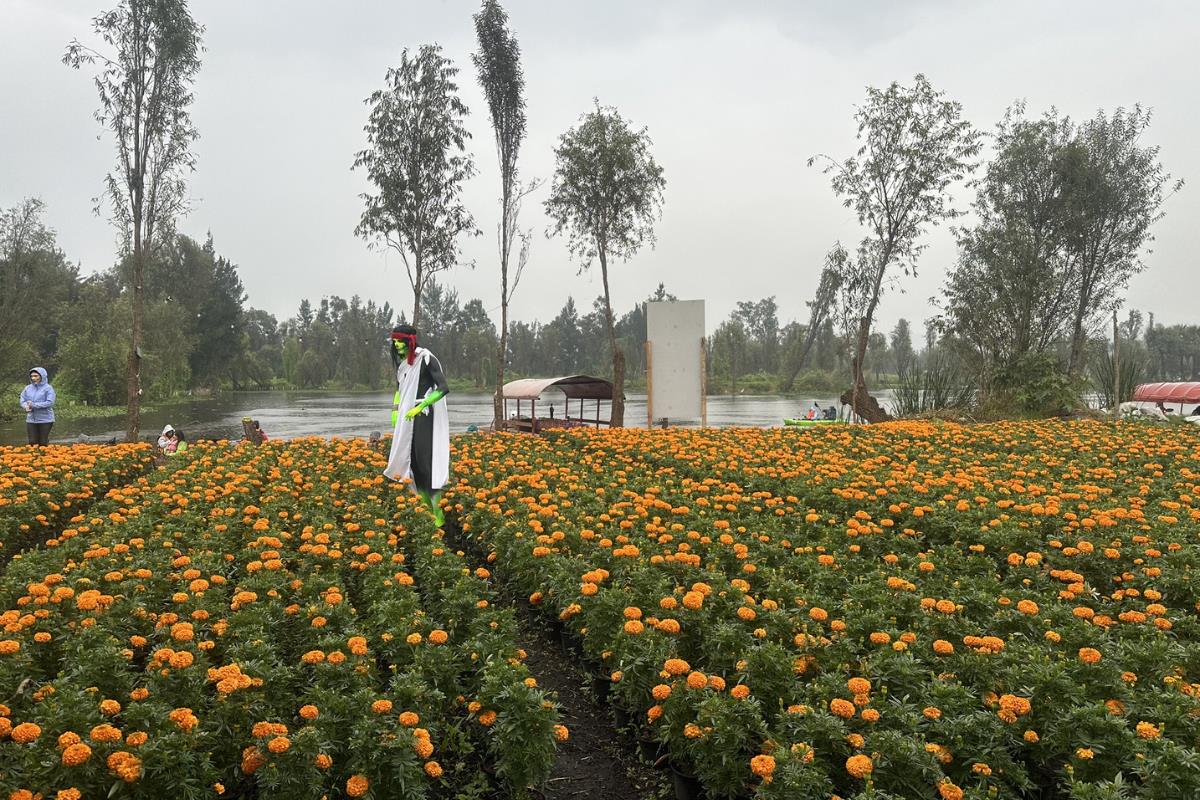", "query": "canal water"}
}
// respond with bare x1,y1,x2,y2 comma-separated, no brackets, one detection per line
1,390,896,446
